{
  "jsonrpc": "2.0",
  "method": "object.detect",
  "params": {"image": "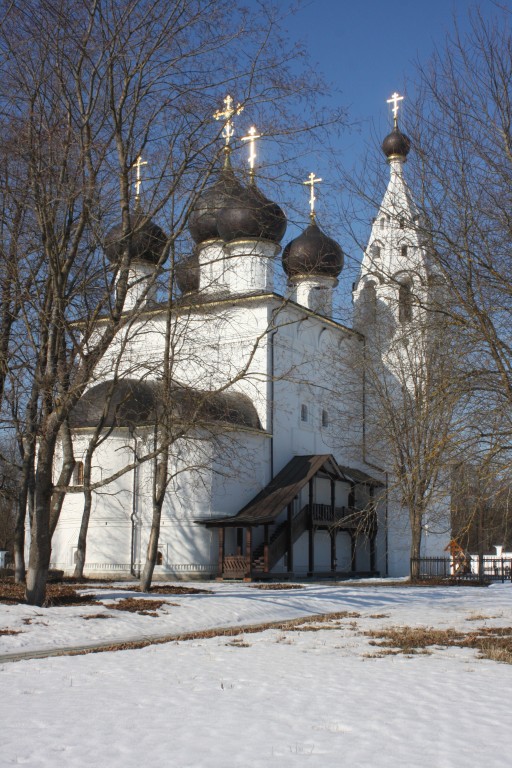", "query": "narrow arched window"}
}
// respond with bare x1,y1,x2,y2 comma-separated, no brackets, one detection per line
370,243,381,261
399,282,413,323
401,245,408,258
362,282,377,324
